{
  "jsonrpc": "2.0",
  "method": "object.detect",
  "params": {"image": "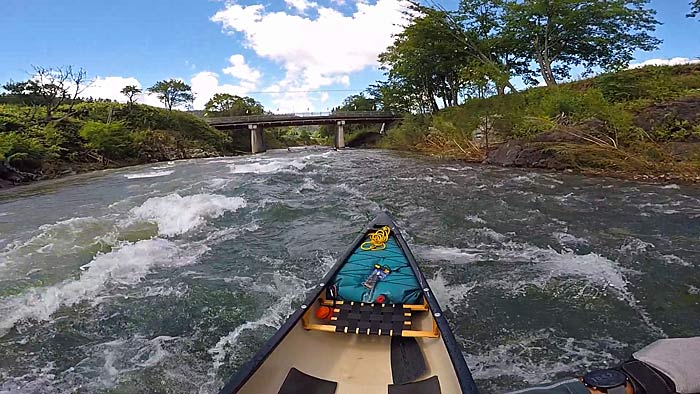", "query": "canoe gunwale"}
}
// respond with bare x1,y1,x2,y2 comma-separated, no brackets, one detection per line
217,212,479,394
